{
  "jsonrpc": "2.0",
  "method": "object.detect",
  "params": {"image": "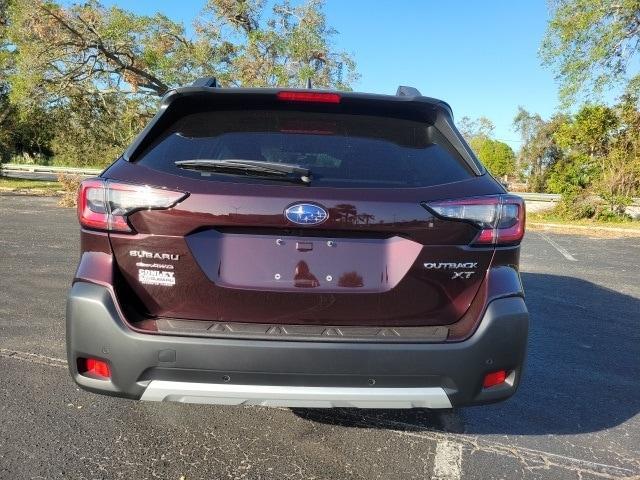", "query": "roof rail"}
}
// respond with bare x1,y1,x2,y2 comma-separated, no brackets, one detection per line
191,77,219,88
396,85,421,97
